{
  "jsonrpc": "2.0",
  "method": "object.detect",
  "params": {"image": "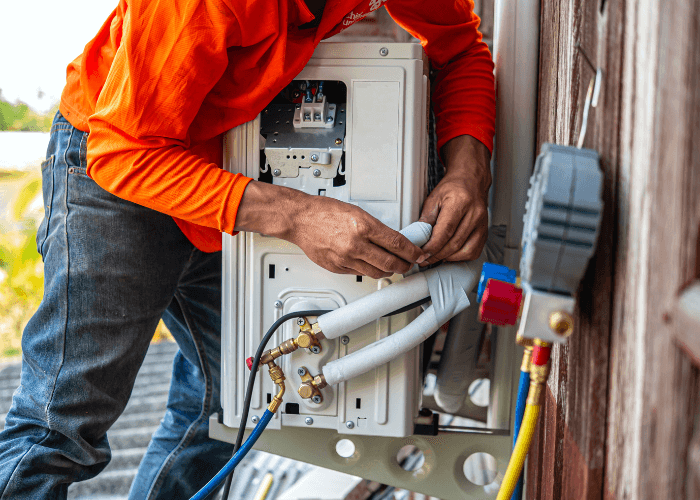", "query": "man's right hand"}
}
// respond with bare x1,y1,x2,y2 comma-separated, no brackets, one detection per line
234,181,428,279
